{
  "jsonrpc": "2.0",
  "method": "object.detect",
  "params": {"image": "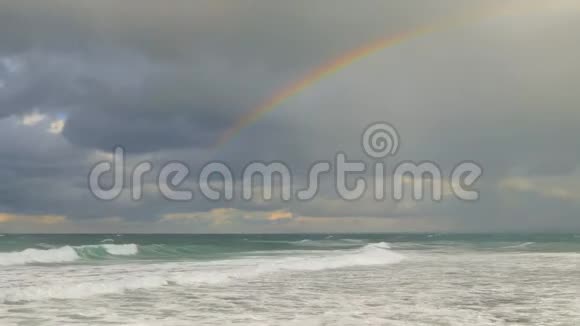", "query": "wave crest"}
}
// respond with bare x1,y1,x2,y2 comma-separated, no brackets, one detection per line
0,244,139,266
100,244,139,256
0,246,79,266
1,242,404,302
